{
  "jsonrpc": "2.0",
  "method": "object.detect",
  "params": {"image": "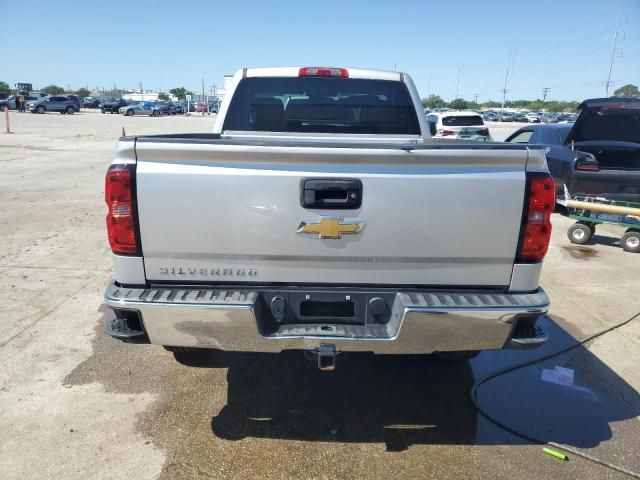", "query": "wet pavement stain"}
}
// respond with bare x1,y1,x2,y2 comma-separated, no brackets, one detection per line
64,310,640,479
561,245,599,260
